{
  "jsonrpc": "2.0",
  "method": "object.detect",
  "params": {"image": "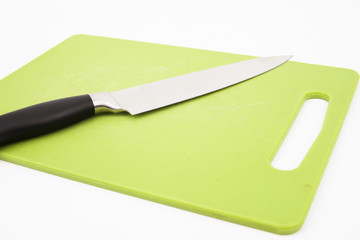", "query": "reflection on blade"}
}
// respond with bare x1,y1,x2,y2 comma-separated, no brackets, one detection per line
111,55,292,115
